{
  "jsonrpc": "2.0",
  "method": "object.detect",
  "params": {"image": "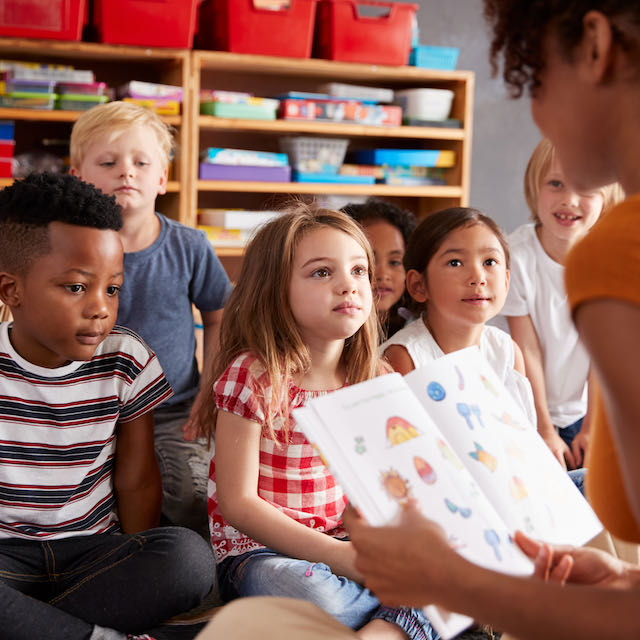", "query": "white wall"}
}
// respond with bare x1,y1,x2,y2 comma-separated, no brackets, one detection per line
413,0,541,231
